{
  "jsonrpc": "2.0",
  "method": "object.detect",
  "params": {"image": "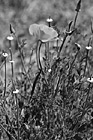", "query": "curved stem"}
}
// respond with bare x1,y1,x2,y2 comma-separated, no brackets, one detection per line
38,40,42,70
